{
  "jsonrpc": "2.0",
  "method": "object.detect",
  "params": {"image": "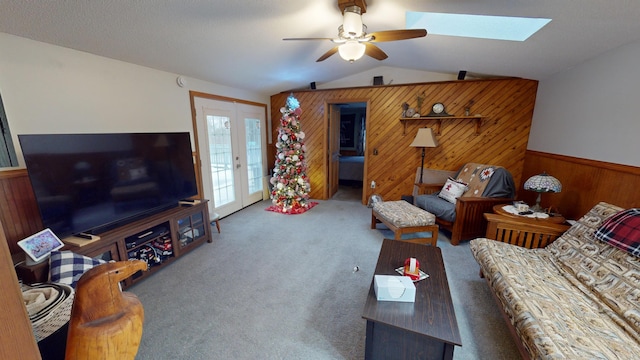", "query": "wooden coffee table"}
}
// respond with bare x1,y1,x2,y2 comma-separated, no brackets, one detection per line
362,239,461,360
